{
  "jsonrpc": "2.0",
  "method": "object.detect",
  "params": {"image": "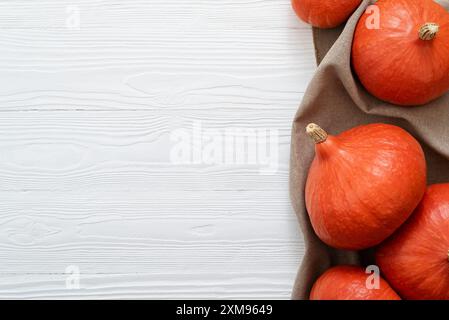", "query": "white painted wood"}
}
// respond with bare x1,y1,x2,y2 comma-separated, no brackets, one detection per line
0,0,315,299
